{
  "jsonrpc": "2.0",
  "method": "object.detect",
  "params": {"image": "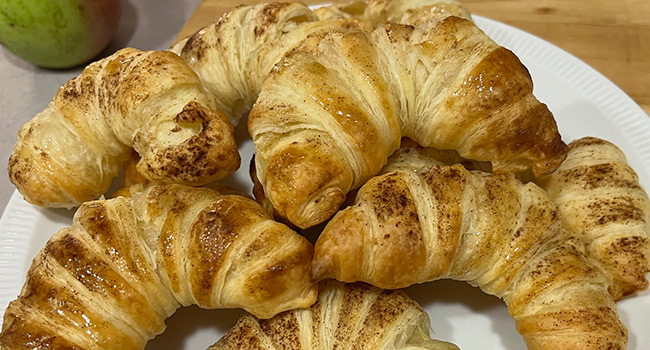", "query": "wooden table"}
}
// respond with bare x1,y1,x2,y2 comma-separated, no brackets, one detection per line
177,0,650,116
